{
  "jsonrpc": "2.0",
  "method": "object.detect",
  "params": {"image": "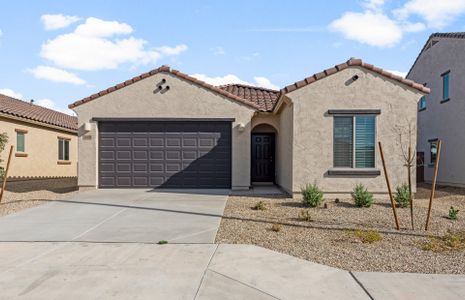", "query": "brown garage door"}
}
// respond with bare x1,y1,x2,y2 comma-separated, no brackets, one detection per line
98,120,232,188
